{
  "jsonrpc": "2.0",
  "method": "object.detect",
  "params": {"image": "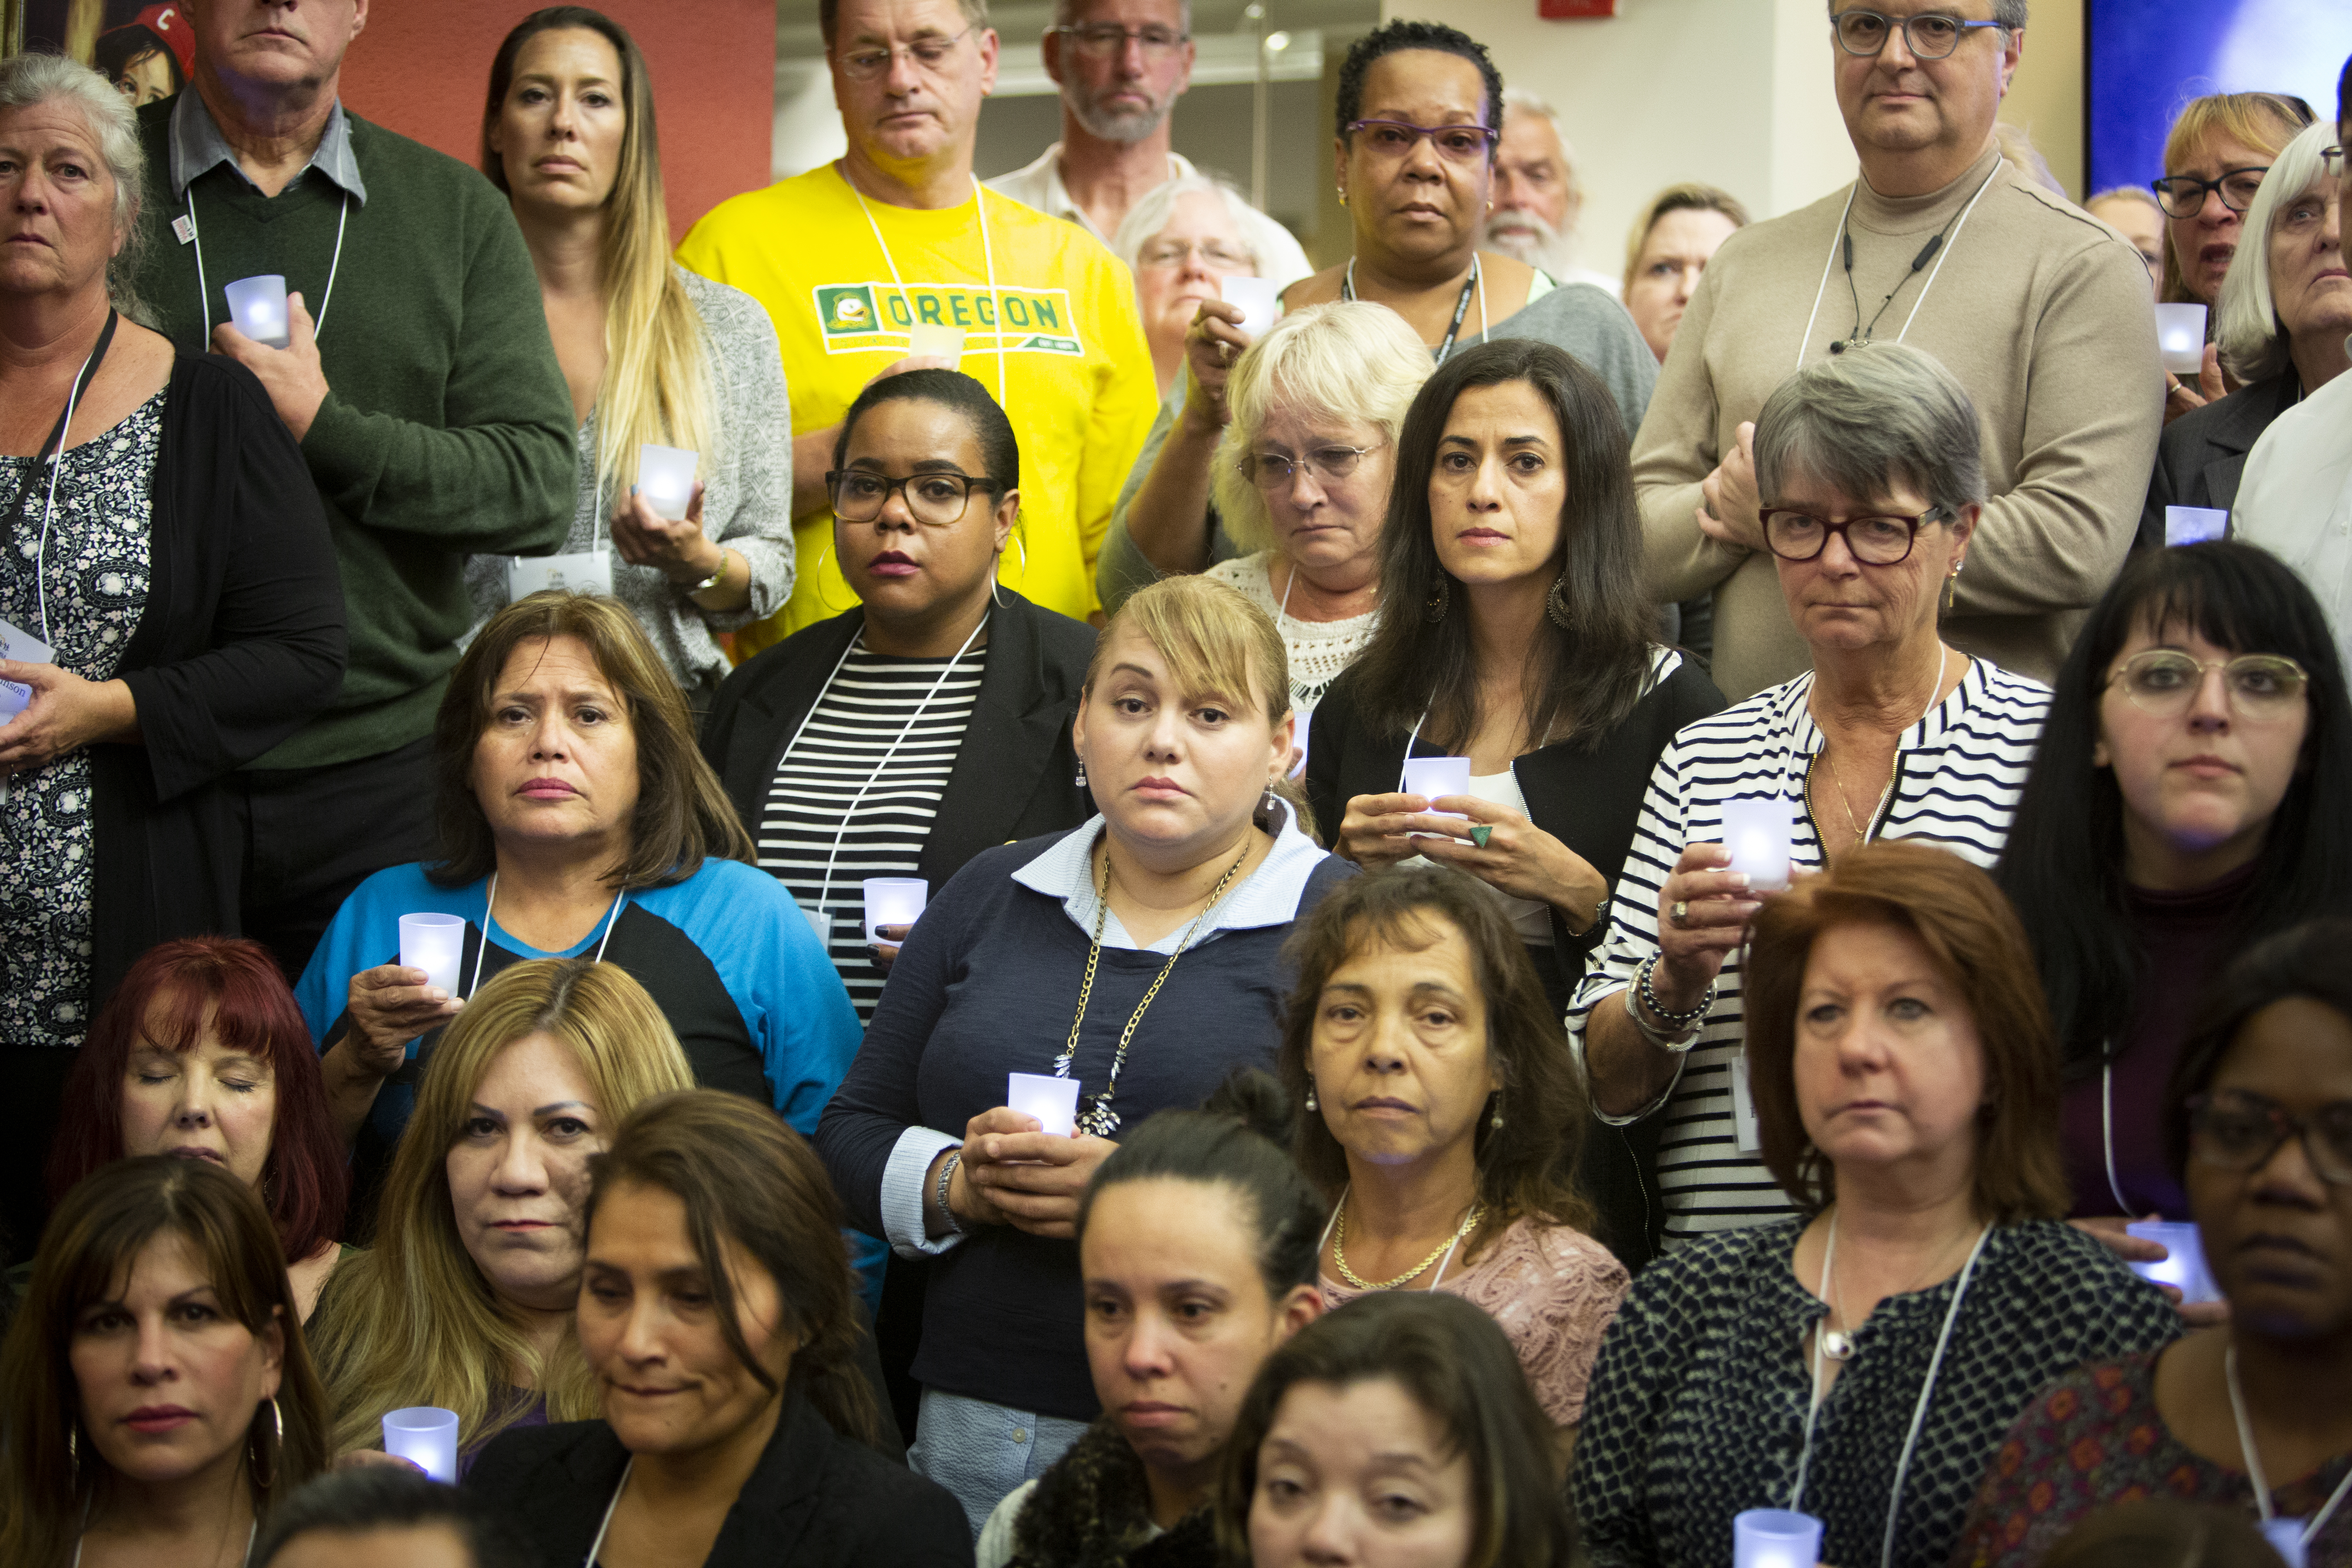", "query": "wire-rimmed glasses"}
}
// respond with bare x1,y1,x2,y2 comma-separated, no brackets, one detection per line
1239,444,1385,490
1343,120,1499,164
1050,22,1189,58
2105,650,2310,721
836,26,973,81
